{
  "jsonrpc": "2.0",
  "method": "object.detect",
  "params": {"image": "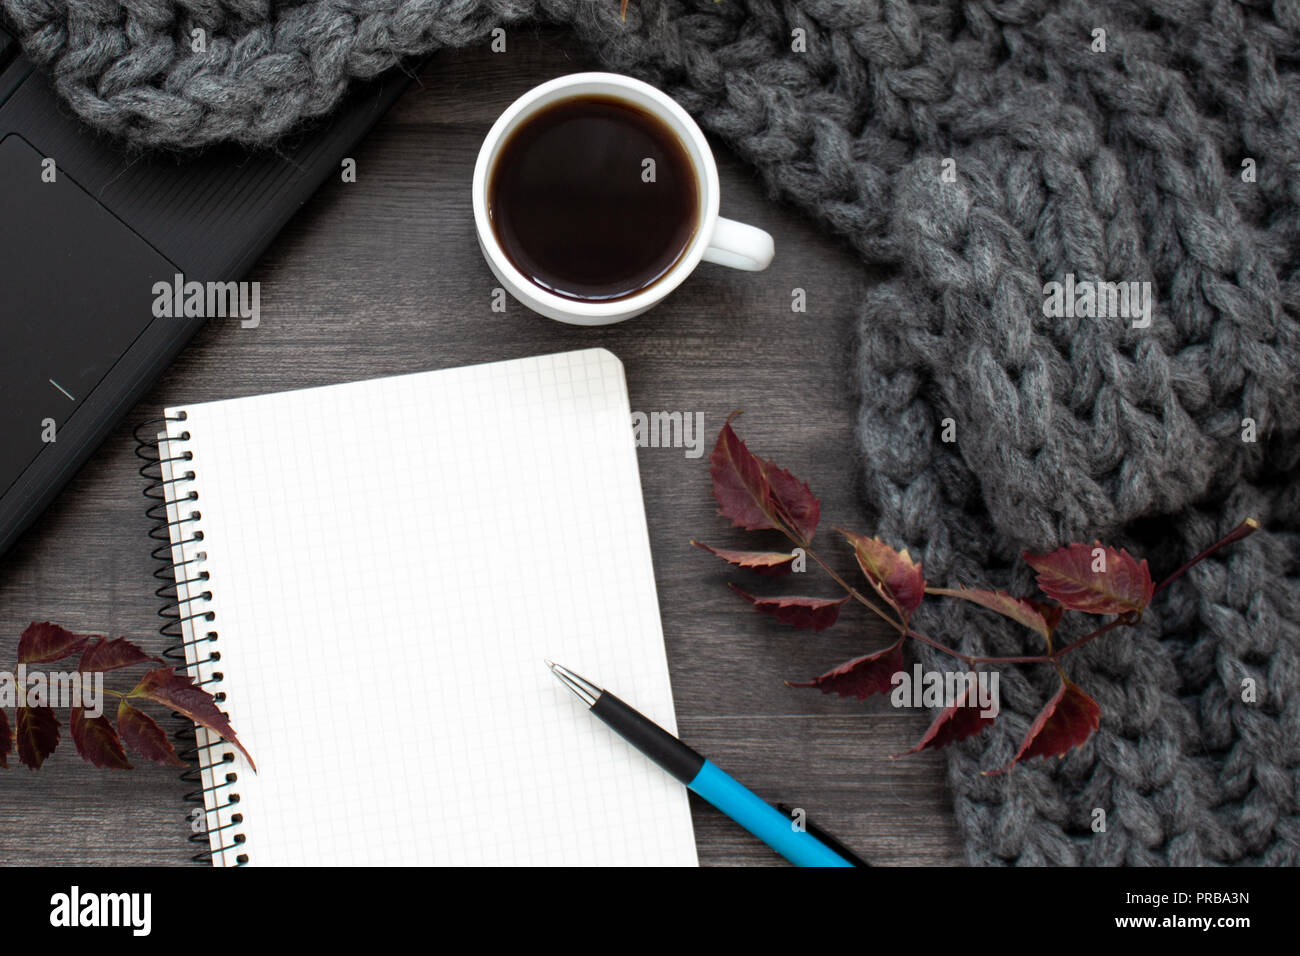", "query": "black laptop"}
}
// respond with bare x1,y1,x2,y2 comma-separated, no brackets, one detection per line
0,22,410,557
